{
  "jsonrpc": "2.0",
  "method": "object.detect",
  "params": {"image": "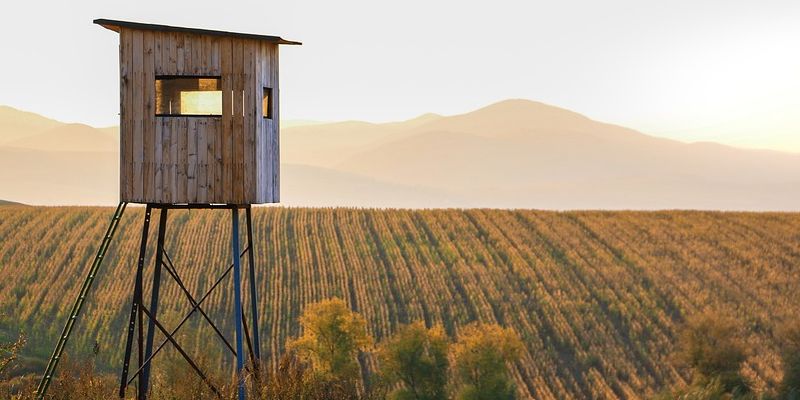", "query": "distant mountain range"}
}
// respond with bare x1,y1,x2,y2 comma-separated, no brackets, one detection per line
1,100,799,209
